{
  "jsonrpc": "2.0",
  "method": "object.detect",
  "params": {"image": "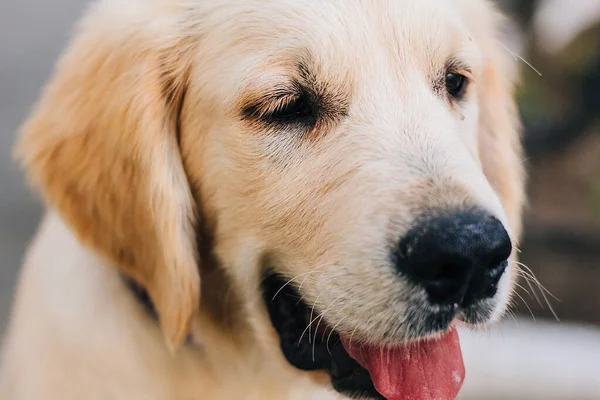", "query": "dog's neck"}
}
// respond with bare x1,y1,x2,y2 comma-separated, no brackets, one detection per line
123,277,159,321
122,256,263,353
